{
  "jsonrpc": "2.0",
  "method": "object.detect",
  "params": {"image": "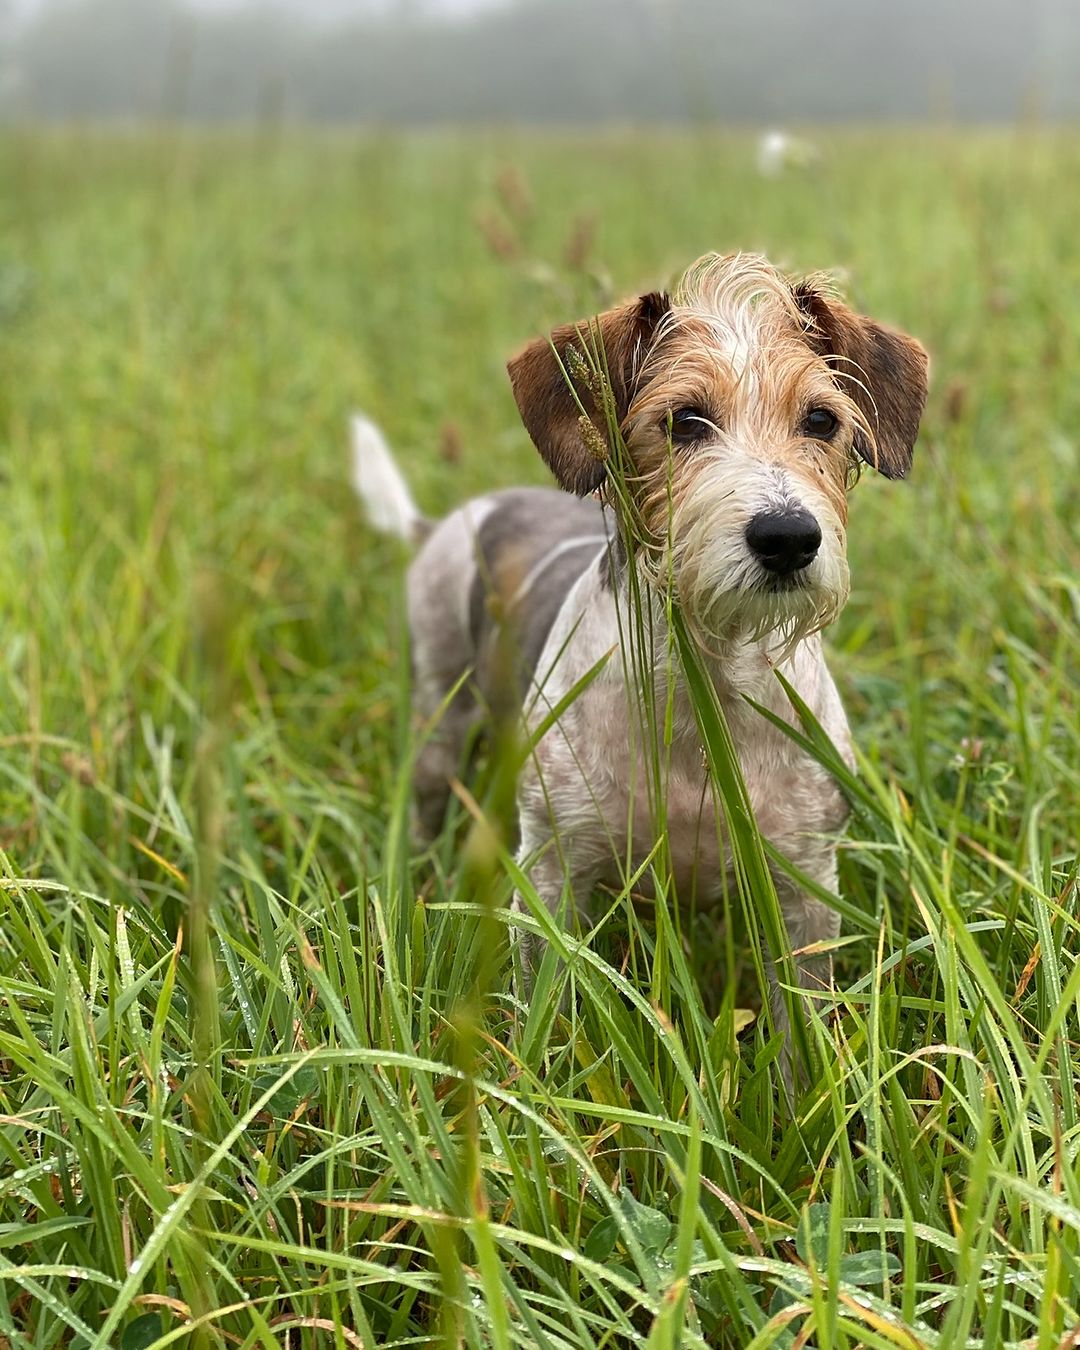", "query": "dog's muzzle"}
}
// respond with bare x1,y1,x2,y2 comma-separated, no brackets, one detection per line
745,509,822,577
